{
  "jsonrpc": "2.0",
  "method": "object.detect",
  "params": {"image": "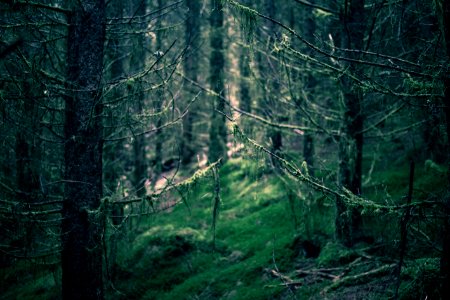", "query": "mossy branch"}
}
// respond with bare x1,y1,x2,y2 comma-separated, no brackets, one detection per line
113,159,222,207
220,0,257,43
222,0,438,80
231,122,439,214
